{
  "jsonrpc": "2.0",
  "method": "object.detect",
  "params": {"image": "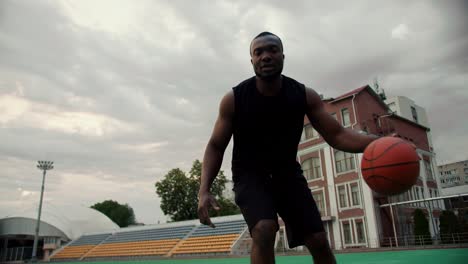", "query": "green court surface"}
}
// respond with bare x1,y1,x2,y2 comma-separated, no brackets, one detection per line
52,248,468,264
